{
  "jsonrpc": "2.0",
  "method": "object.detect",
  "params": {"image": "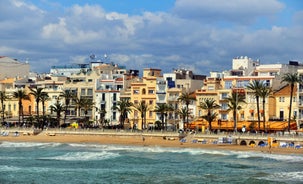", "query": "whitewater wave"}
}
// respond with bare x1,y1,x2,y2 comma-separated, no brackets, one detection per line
259,171,303,182
40,151,120,161
0,141,62,148
236,151,303,162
